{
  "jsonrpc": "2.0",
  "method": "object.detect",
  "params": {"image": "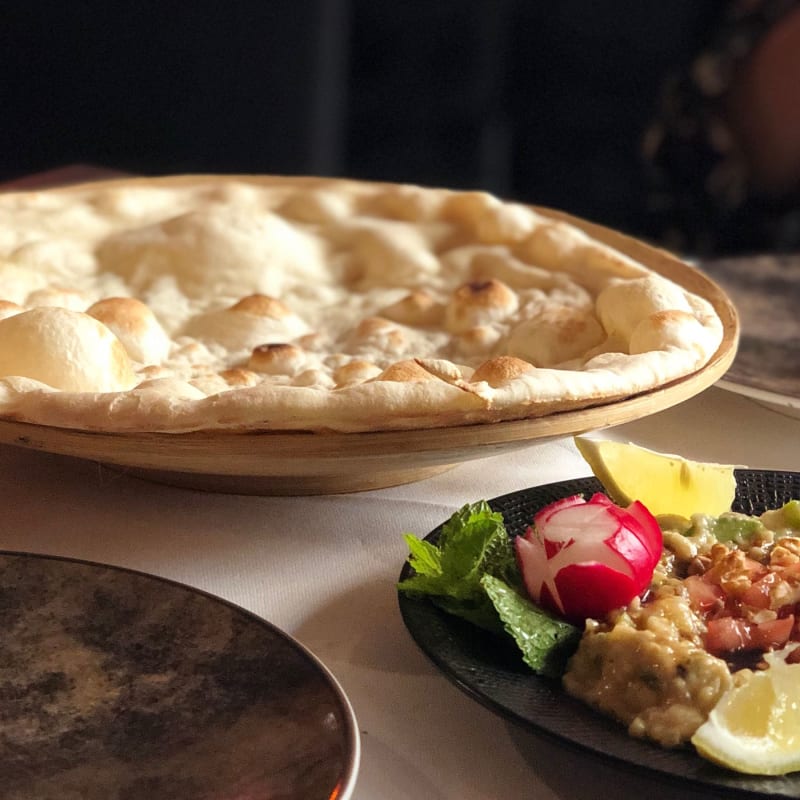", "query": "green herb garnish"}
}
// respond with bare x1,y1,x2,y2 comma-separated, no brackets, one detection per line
399,501,580,674
481,574,580,678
